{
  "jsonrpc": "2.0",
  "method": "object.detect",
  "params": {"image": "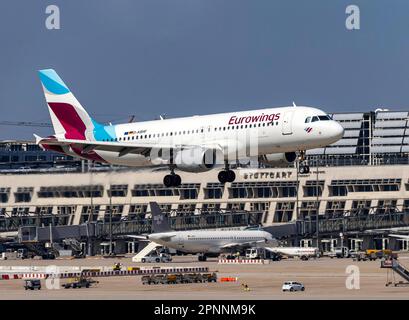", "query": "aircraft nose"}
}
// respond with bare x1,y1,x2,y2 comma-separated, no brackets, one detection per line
331,122,344,141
